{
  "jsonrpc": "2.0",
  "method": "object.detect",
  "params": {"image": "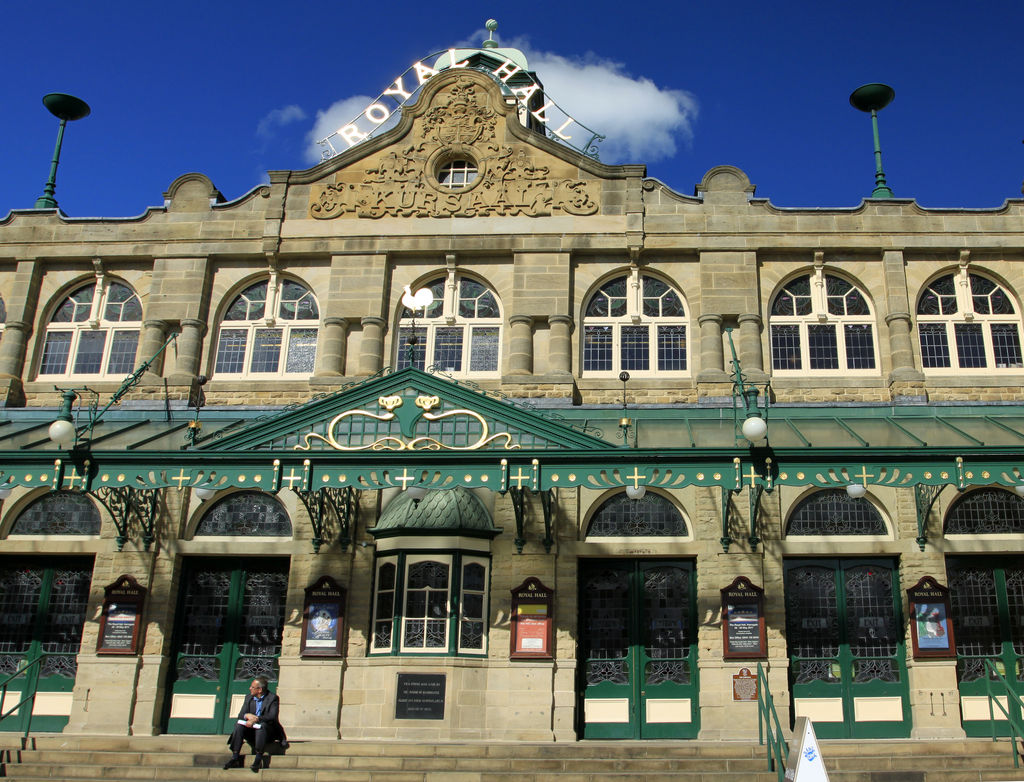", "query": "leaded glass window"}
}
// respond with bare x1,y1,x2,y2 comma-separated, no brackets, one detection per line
11,491,101,535
786,490,887,536
582,271,688,376
396,274,501,376
214,278,320,378
945,489,1024,534
586,492,689,537
770,272,877,373
917,271,1023,371
371,552,489,656
194,492,292,537
39,281,141,379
